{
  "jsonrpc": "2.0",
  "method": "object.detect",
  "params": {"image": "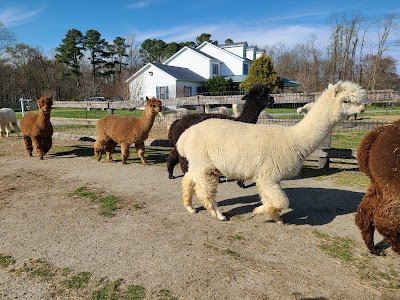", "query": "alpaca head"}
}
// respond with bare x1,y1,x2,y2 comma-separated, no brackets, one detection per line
145,96,162,114
36,96,53,115
322,81,368,121
242,84,274,108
